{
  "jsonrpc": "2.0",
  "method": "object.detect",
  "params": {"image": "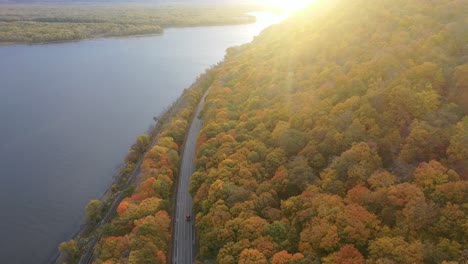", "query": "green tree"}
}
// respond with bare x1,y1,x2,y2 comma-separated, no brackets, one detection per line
85,199,102,224
59,240,80,264
264,221,290,249
134,134,150,153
